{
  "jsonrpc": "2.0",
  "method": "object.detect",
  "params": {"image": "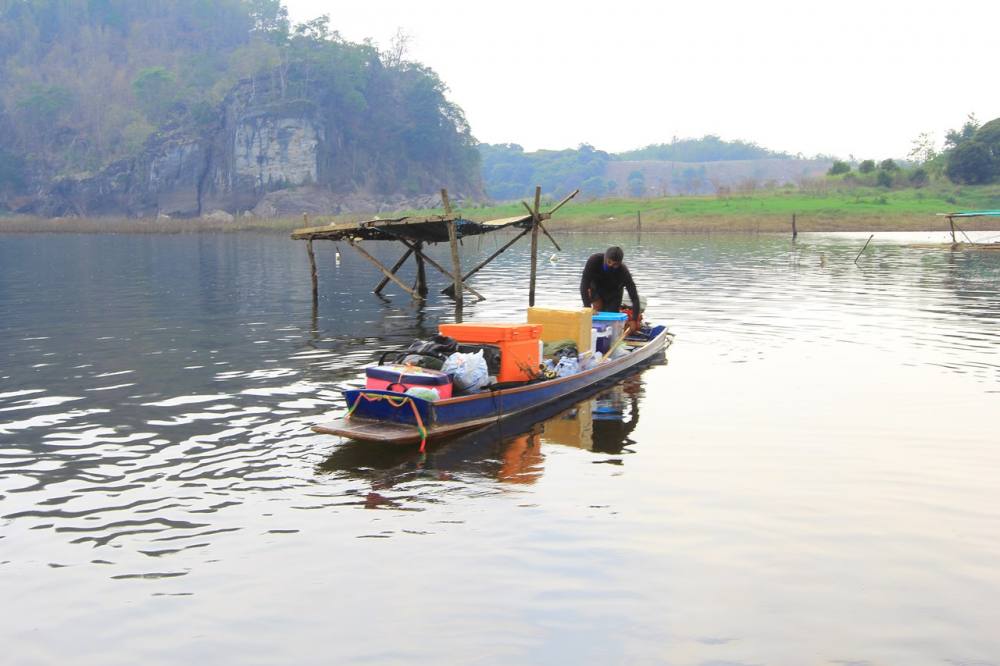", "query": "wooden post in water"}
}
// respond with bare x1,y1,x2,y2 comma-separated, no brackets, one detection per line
948,215,957,243
854,234,874,265
306,239,318,304
414,241,428,297
441,189,463,306
637,210,642,233
528,185,541,307
792,214,797,239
